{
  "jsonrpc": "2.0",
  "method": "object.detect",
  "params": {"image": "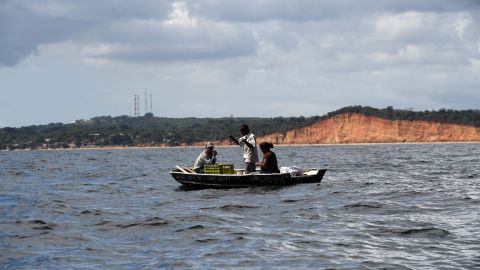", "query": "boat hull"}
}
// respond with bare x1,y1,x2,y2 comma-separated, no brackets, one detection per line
170,169,326,188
